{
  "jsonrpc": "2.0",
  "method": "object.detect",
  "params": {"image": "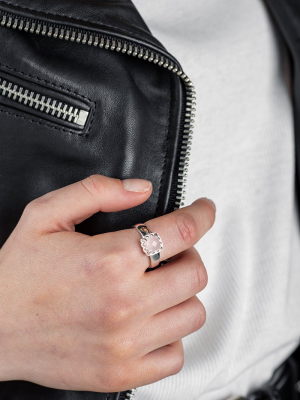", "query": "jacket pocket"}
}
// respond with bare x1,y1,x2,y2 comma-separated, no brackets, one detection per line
0,69,92,131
